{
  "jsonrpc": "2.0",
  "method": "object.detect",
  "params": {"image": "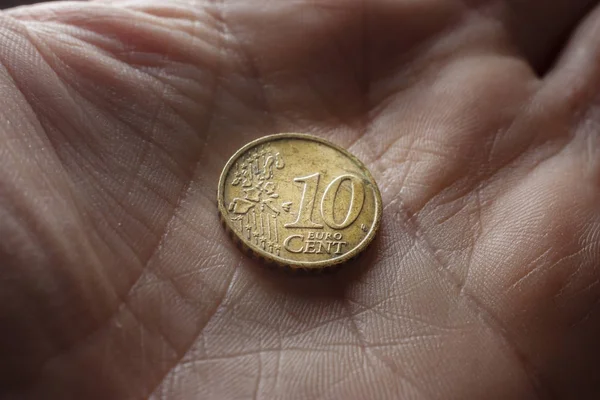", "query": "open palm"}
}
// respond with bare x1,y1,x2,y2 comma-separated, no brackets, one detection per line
1,0,600,398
